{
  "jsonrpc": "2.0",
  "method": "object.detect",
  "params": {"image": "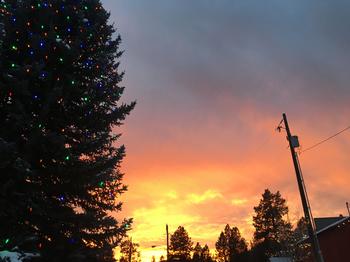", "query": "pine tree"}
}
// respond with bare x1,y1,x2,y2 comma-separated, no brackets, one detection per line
192,242,202,262
201,244,214,262
251,189,292,261
119,238,140,262
215,224,247,262
0,0,134,261
169,226,193,262
216,232,228,262
291,217,311,262
192,242,214,262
